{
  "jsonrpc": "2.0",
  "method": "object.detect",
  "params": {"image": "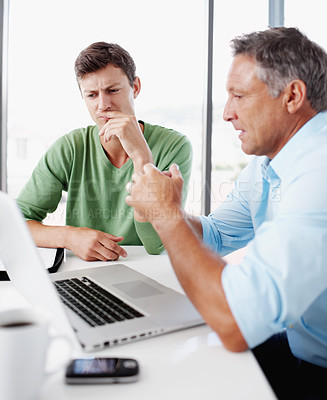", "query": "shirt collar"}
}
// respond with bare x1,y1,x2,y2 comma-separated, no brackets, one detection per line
267,111,327,181
261,156,279,184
